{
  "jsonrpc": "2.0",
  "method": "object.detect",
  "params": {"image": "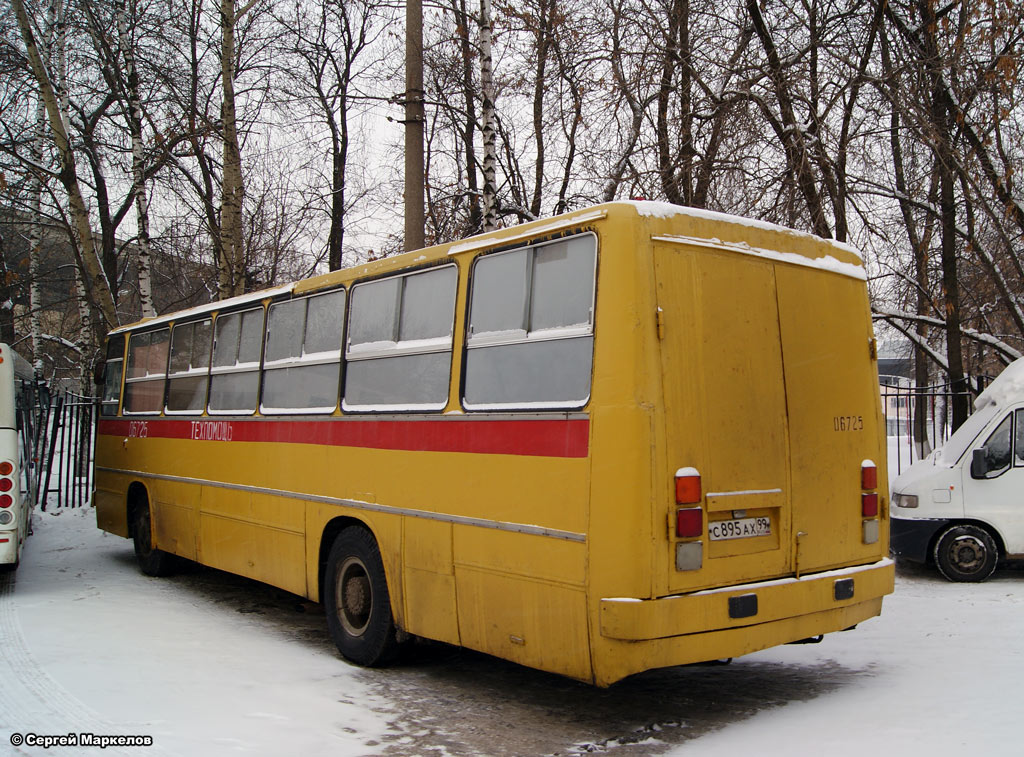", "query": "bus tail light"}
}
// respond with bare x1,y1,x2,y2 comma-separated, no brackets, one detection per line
861,460,877,490
0,462,12,476
861,493,879,518
675,468,701,504
0,494,11,508
676,507,703,538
